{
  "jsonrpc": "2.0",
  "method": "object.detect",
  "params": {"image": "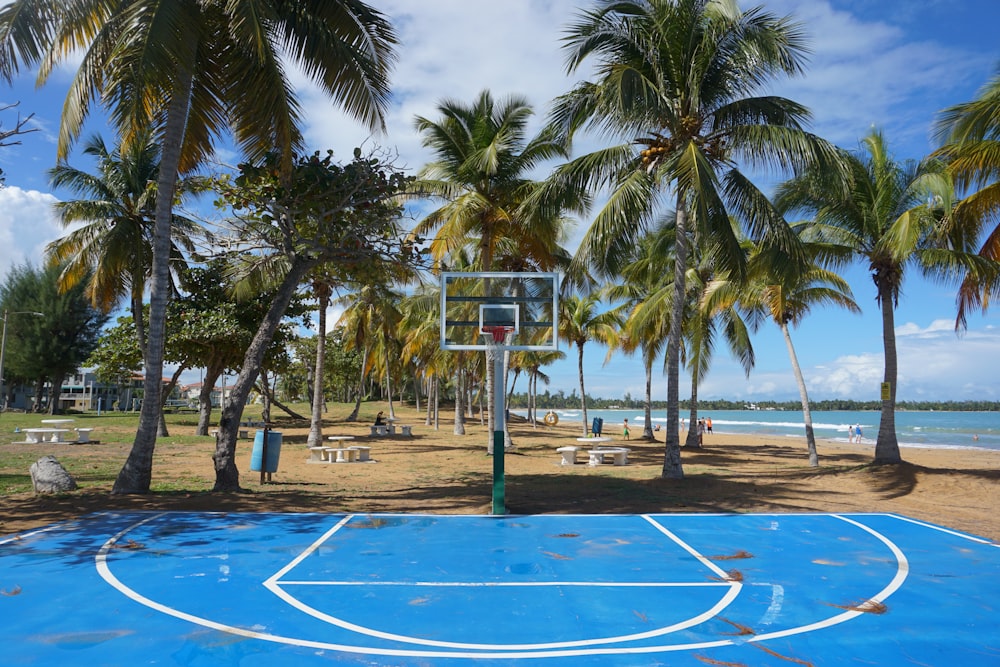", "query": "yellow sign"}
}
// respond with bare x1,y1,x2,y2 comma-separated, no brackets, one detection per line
880,382,891,401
